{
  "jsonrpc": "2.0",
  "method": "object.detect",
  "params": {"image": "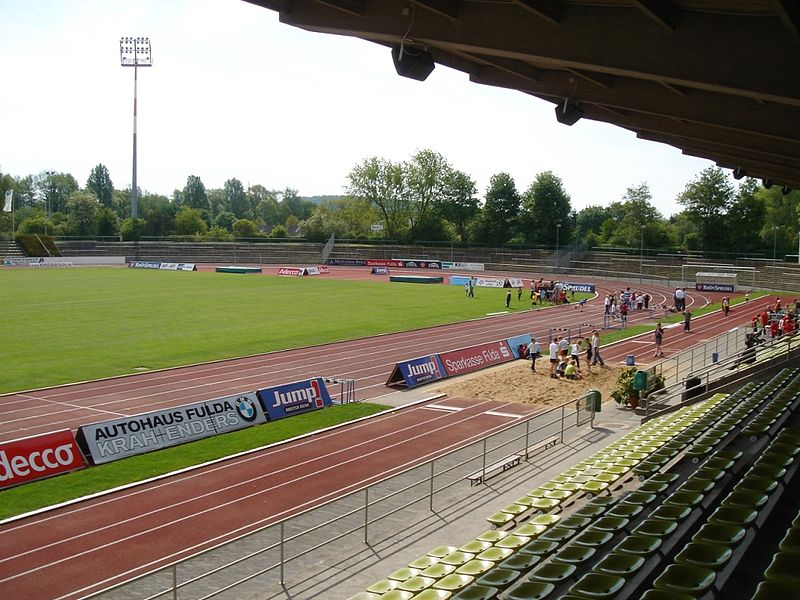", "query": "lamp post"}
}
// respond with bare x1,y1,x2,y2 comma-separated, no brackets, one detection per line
120,37,152,219
555,222,561,272
772,226,778,289
639,224,646,278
